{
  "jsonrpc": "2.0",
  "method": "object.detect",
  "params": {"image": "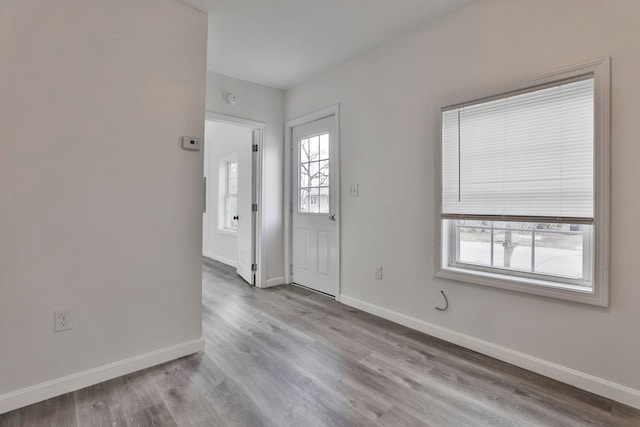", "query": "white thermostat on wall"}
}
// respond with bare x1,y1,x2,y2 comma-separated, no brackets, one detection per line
182,136,201,151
